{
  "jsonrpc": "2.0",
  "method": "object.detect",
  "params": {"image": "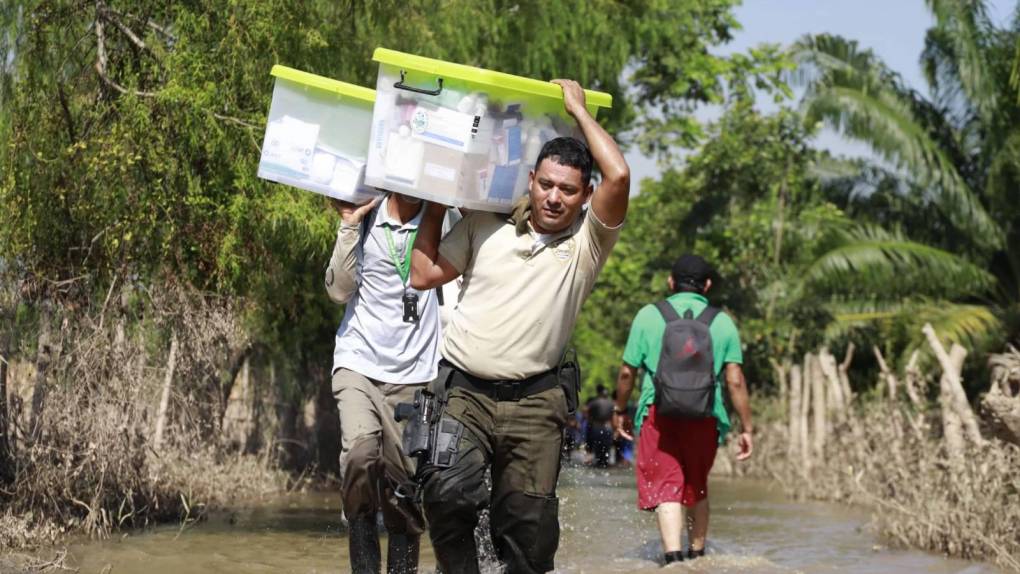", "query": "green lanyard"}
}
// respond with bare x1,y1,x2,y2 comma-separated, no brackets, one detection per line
383,225,418,286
